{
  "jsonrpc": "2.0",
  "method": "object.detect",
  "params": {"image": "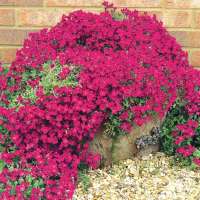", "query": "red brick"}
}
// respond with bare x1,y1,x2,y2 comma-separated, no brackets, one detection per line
0,29,38,45
0,0,14,6
138,10,163,21
15,0,43,6
111,0,162,7
17,9,67,27
170,31,200,48
17,8,102,27
0,47,18,63
163,0,200,8
190,50,200,67
163,10,192,28
194,11,200,28
46,0,102,7
0,9,15,26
